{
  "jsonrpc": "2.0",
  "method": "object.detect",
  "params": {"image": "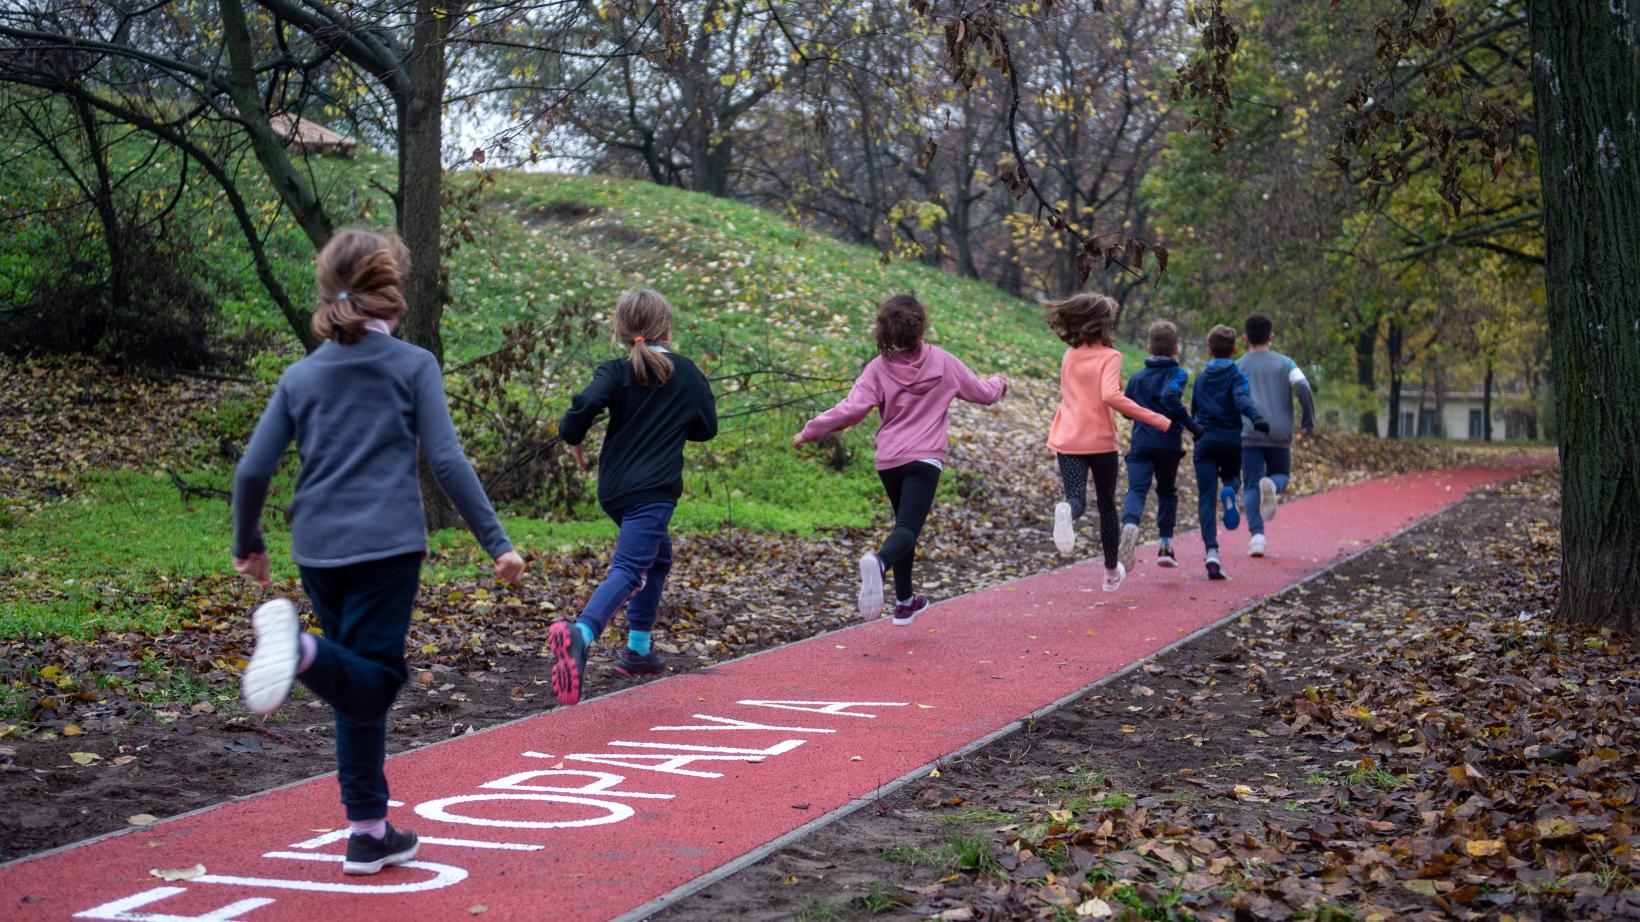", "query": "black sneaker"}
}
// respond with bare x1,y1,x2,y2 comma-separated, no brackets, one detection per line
1156,545,1179,568
343,824,418,875
891,594,931,626
548,620,588,705
614,646,665,678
